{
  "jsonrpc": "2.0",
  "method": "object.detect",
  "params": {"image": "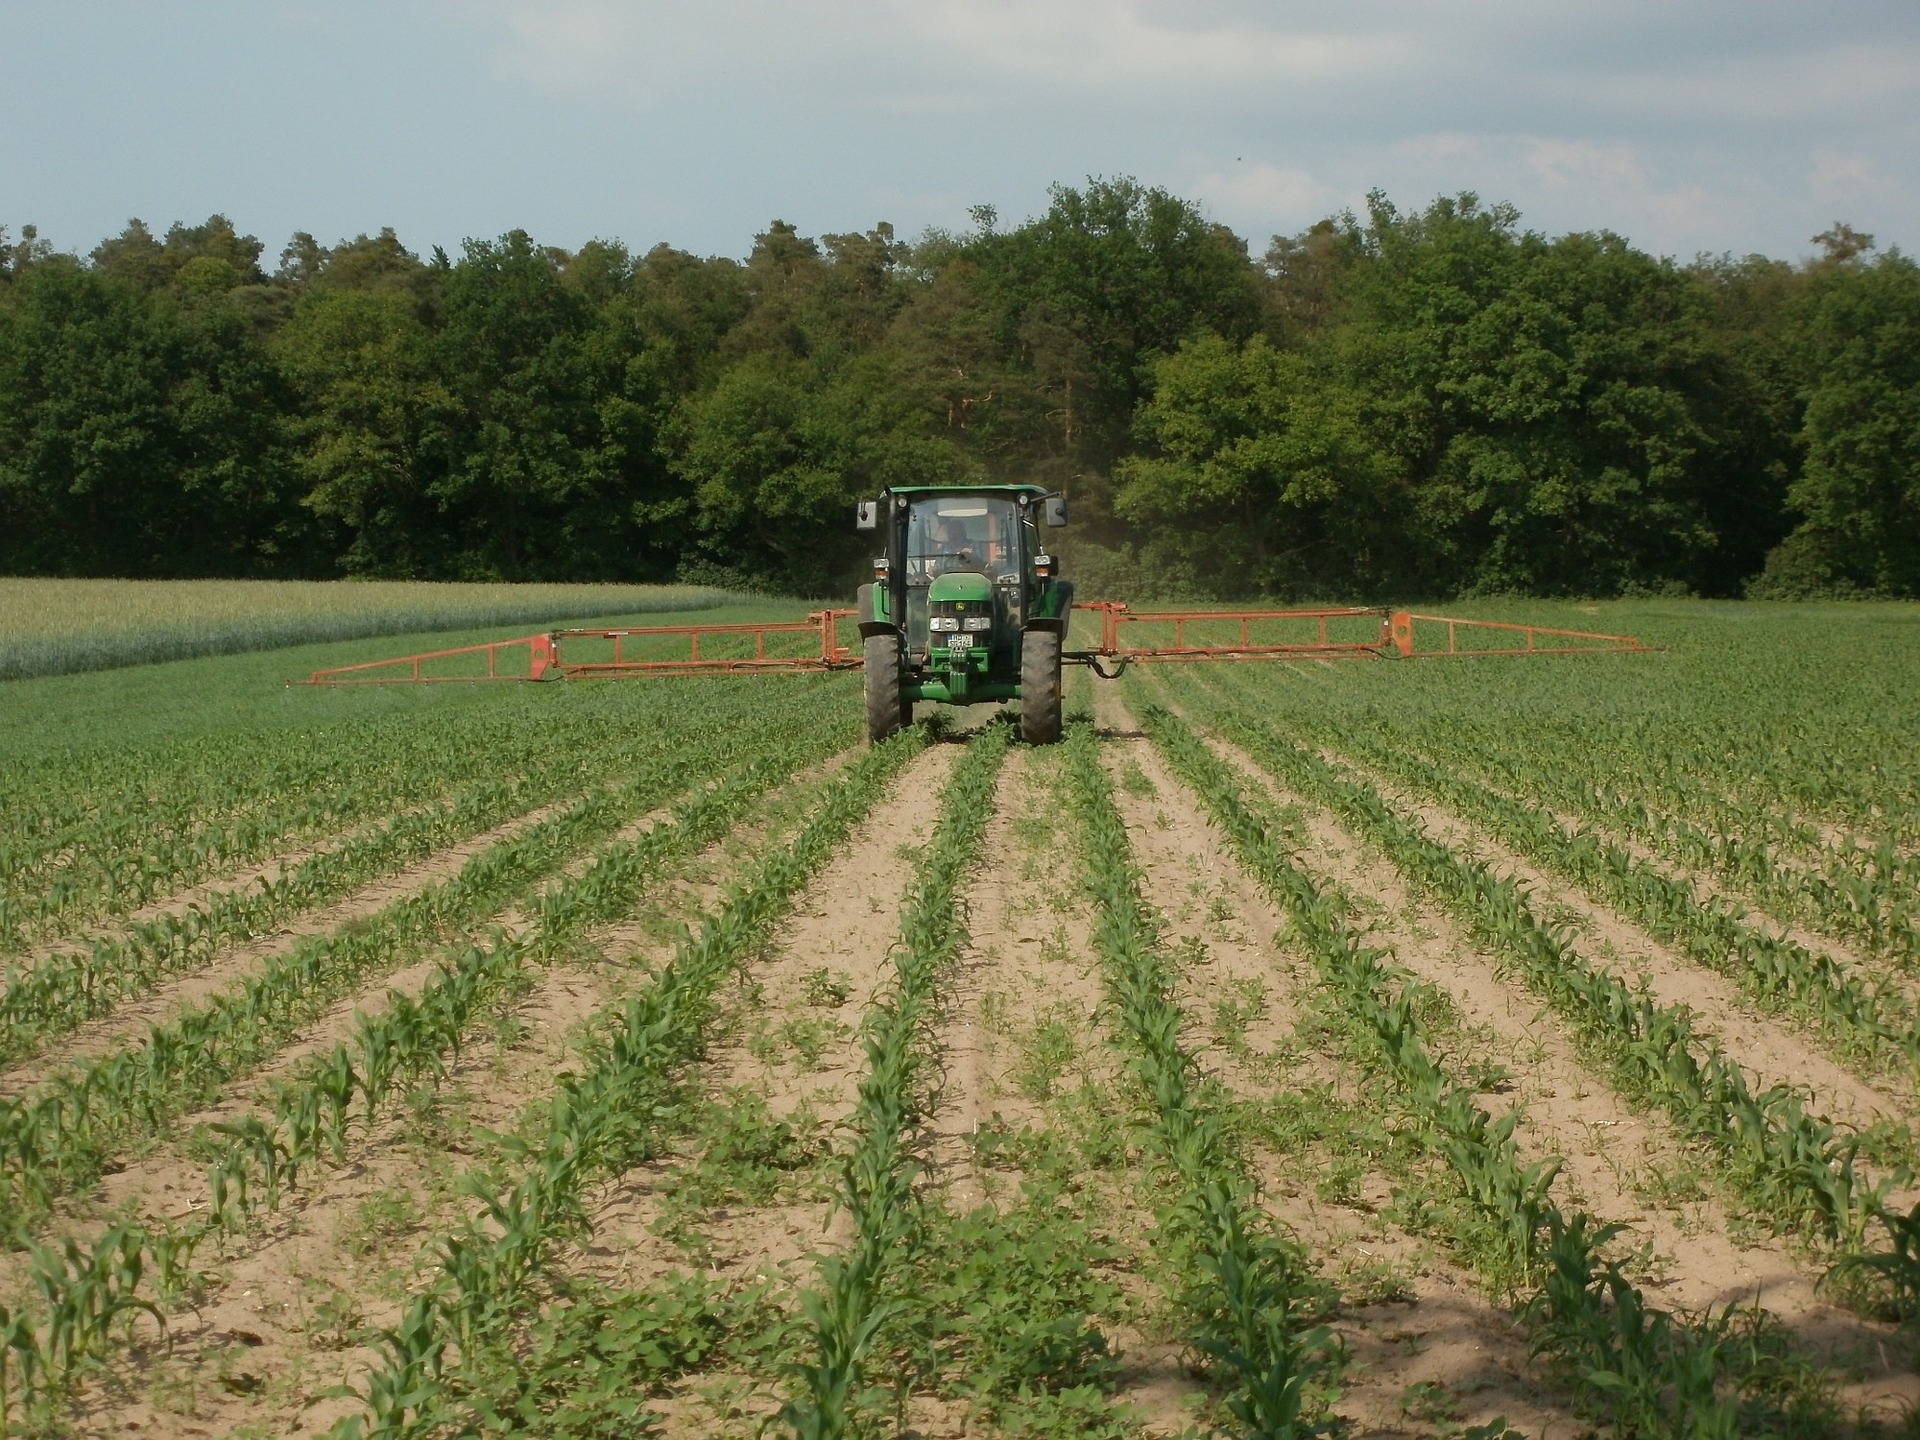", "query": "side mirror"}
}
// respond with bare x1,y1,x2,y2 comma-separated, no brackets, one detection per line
855,500,879,531
1042,495,1068,527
